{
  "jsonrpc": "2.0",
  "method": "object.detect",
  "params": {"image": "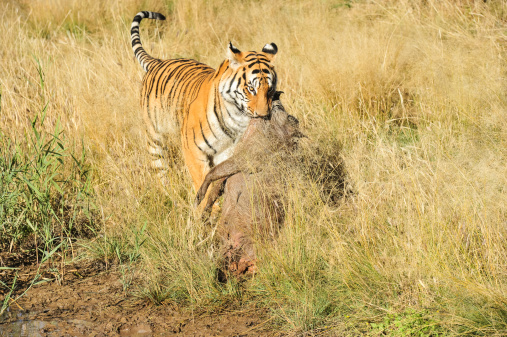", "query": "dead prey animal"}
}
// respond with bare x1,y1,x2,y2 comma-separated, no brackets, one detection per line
195,92,304,277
